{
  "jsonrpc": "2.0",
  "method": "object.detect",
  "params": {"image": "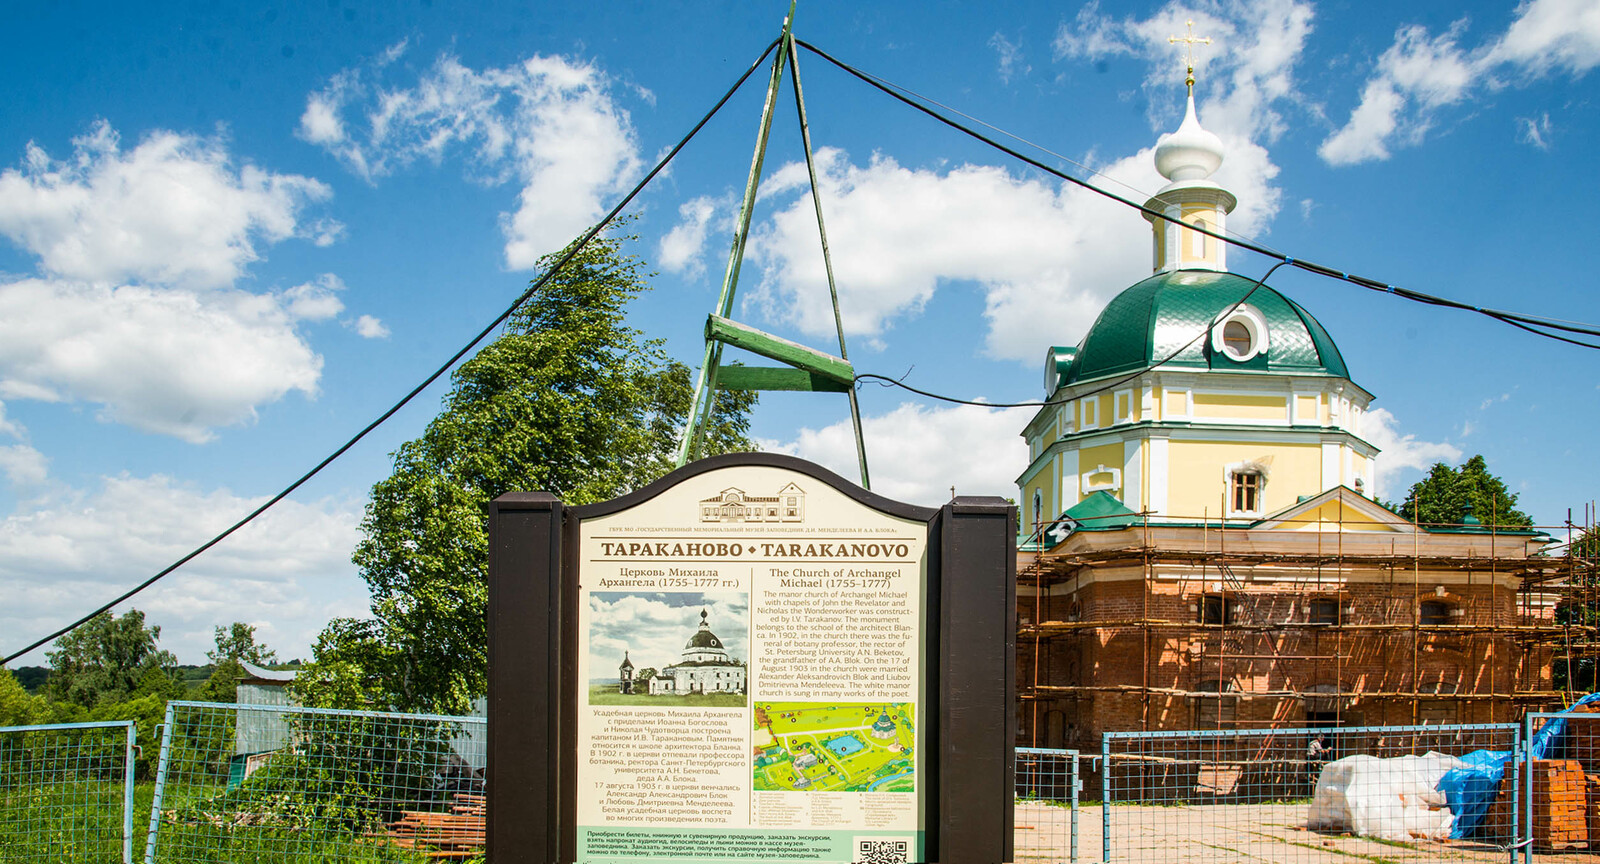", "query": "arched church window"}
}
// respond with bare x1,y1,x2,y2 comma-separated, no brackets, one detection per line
1192,218,1209,258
